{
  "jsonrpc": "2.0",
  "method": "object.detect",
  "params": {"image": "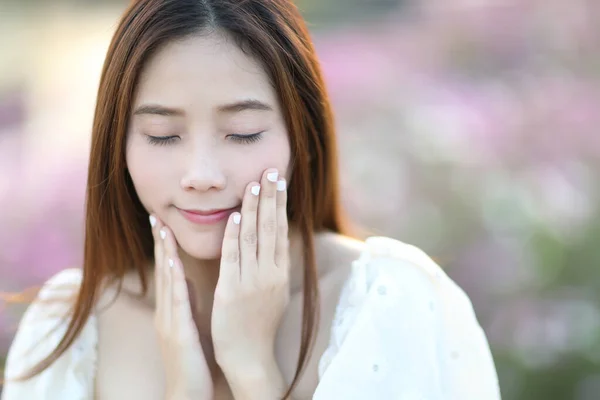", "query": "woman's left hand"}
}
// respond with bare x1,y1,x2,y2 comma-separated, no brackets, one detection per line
211,168,290,375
